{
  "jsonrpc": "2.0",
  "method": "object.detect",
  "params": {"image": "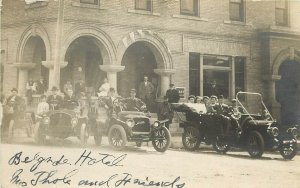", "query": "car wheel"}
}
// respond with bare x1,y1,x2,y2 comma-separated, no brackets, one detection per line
213,136,230,154
182,126,200,151
34,122,46,145
80,123,89,146
247,131,264,158
136,142,142,147
108,124,127,149
7,120,15,144
94,125,103,146
152,127,171,152
280,142,297,160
